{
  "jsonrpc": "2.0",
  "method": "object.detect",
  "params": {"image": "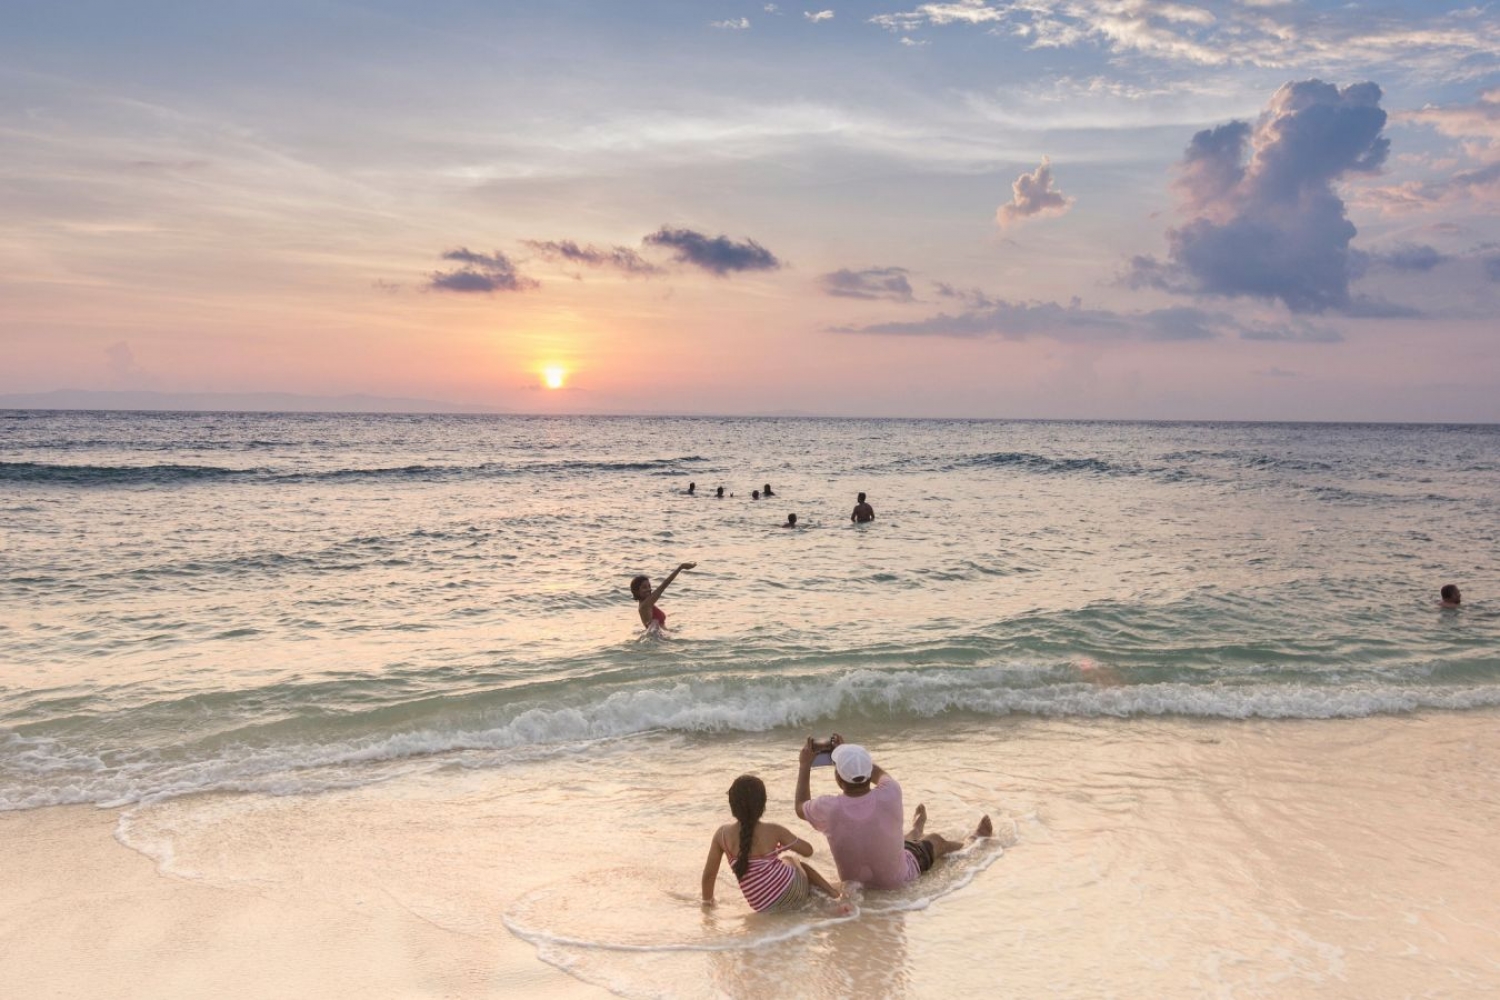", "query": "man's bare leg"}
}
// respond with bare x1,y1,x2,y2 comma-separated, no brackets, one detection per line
925,814,994,861
905,803,927,841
